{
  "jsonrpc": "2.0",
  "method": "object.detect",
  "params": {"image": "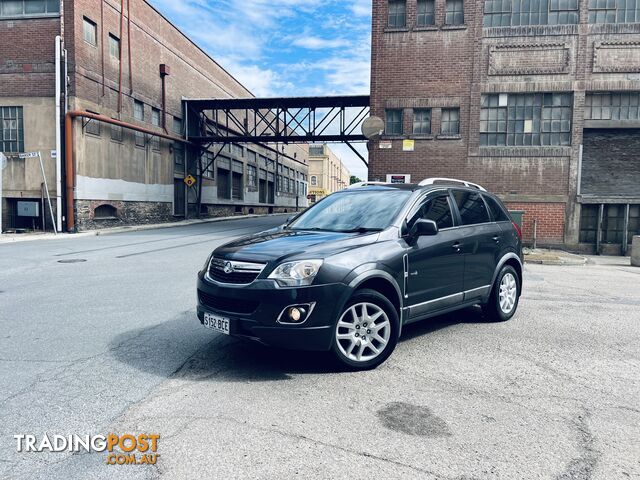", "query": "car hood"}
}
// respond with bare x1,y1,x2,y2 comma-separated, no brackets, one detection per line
214,228,380,263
